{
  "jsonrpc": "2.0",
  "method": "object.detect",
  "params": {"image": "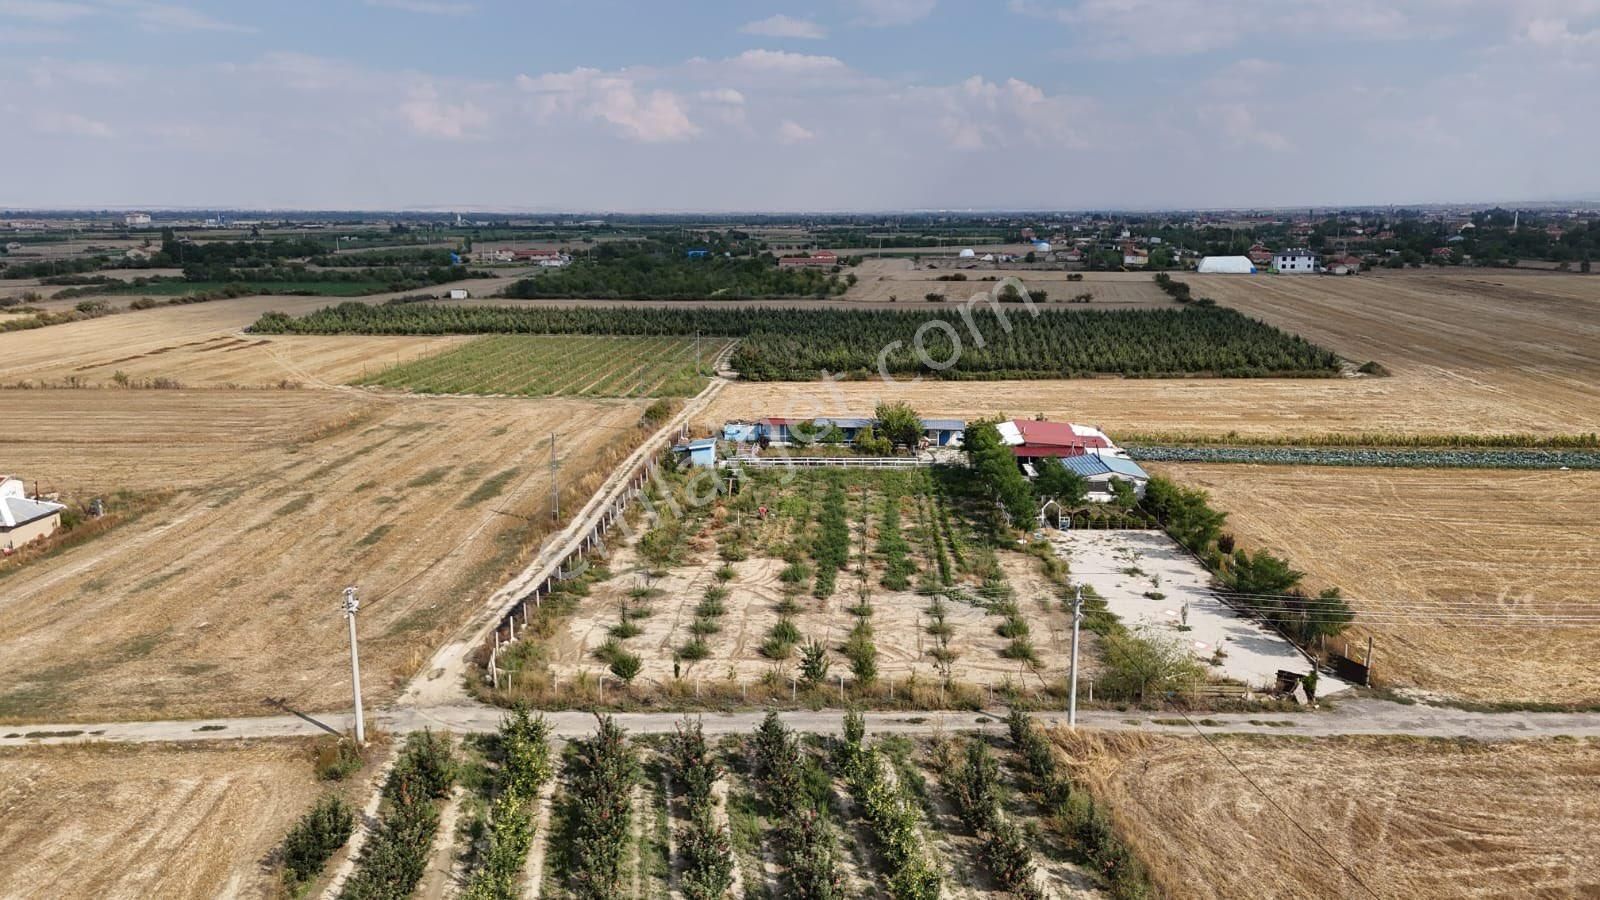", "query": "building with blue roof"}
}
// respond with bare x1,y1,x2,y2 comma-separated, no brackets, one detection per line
673,438,719,468
1036,454,1150,501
